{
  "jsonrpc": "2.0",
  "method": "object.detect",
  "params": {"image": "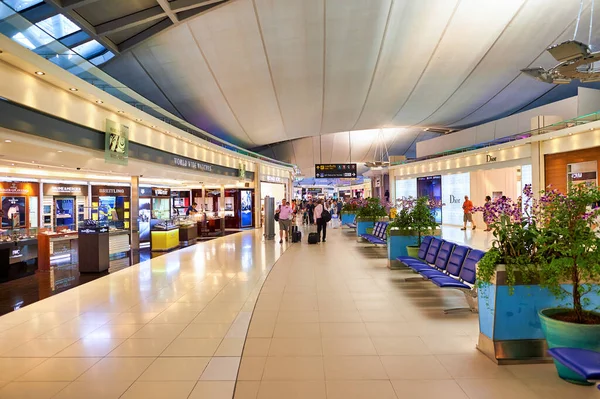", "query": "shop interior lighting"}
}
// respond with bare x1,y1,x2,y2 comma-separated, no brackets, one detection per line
4,140,10,143
118,110,124,114
69,87,77,92
96,100,103,104
34,71,44,75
